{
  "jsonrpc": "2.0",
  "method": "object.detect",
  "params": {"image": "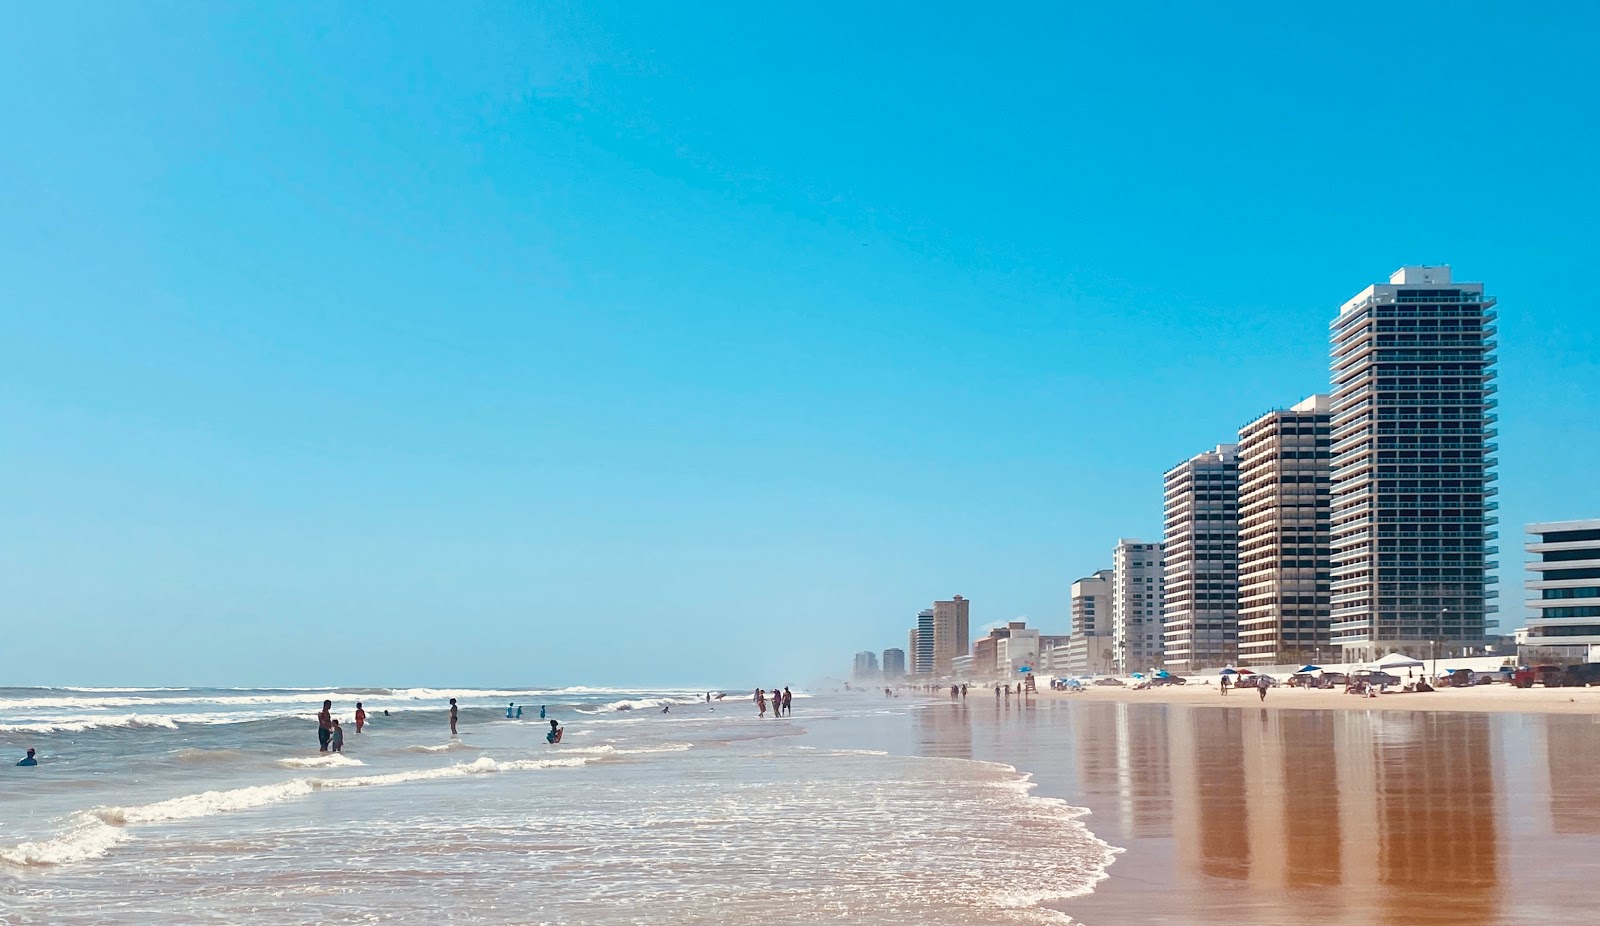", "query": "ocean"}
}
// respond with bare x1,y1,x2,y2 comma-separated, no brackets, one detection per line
0,686,1116,924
